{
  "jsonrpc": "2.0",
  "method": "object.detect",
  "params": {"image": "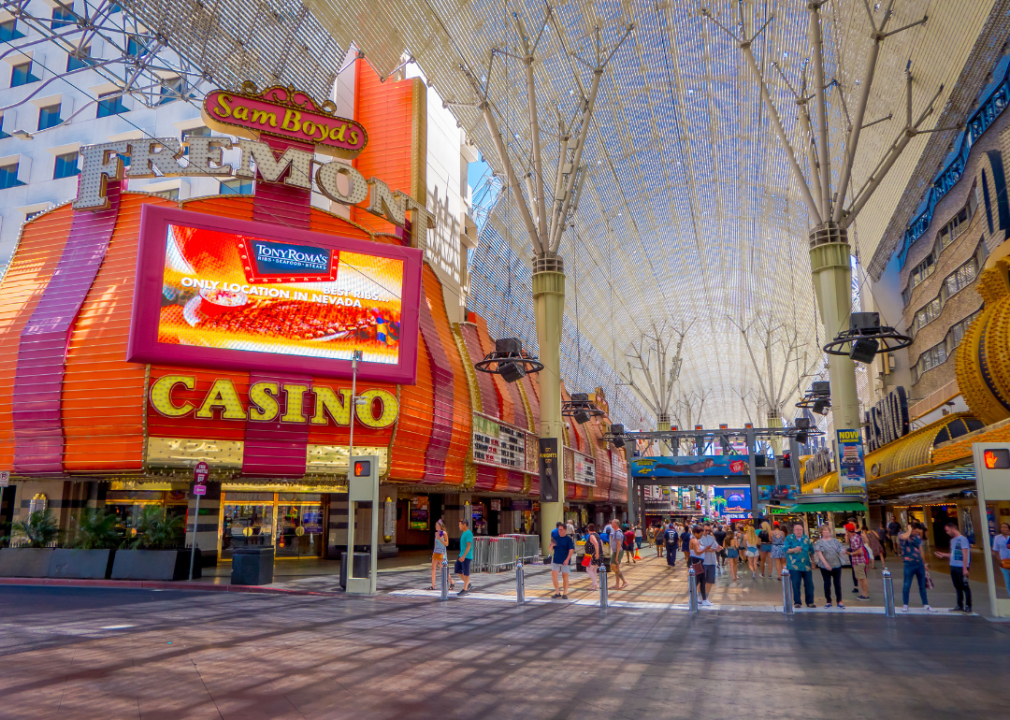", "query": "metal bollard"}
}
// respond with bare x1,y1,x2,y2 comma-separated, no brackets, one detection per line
882,567,896,617
782,568,794,614
688,567,699,613
515,561,525,605
599,564,609,609
440,560,449,601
